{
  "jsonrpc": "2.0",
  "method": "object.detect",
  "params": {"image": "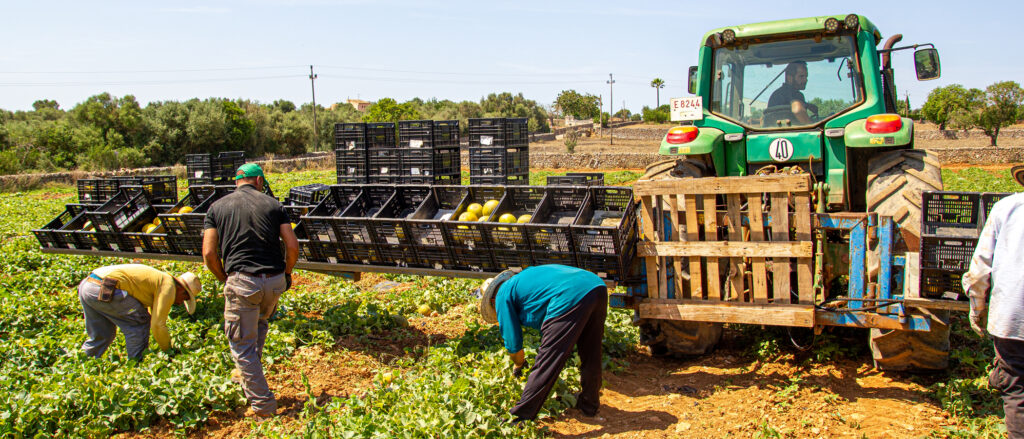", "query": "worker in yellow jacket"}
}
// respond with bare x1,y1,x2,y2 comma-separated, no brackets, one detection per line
78,264,201,359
